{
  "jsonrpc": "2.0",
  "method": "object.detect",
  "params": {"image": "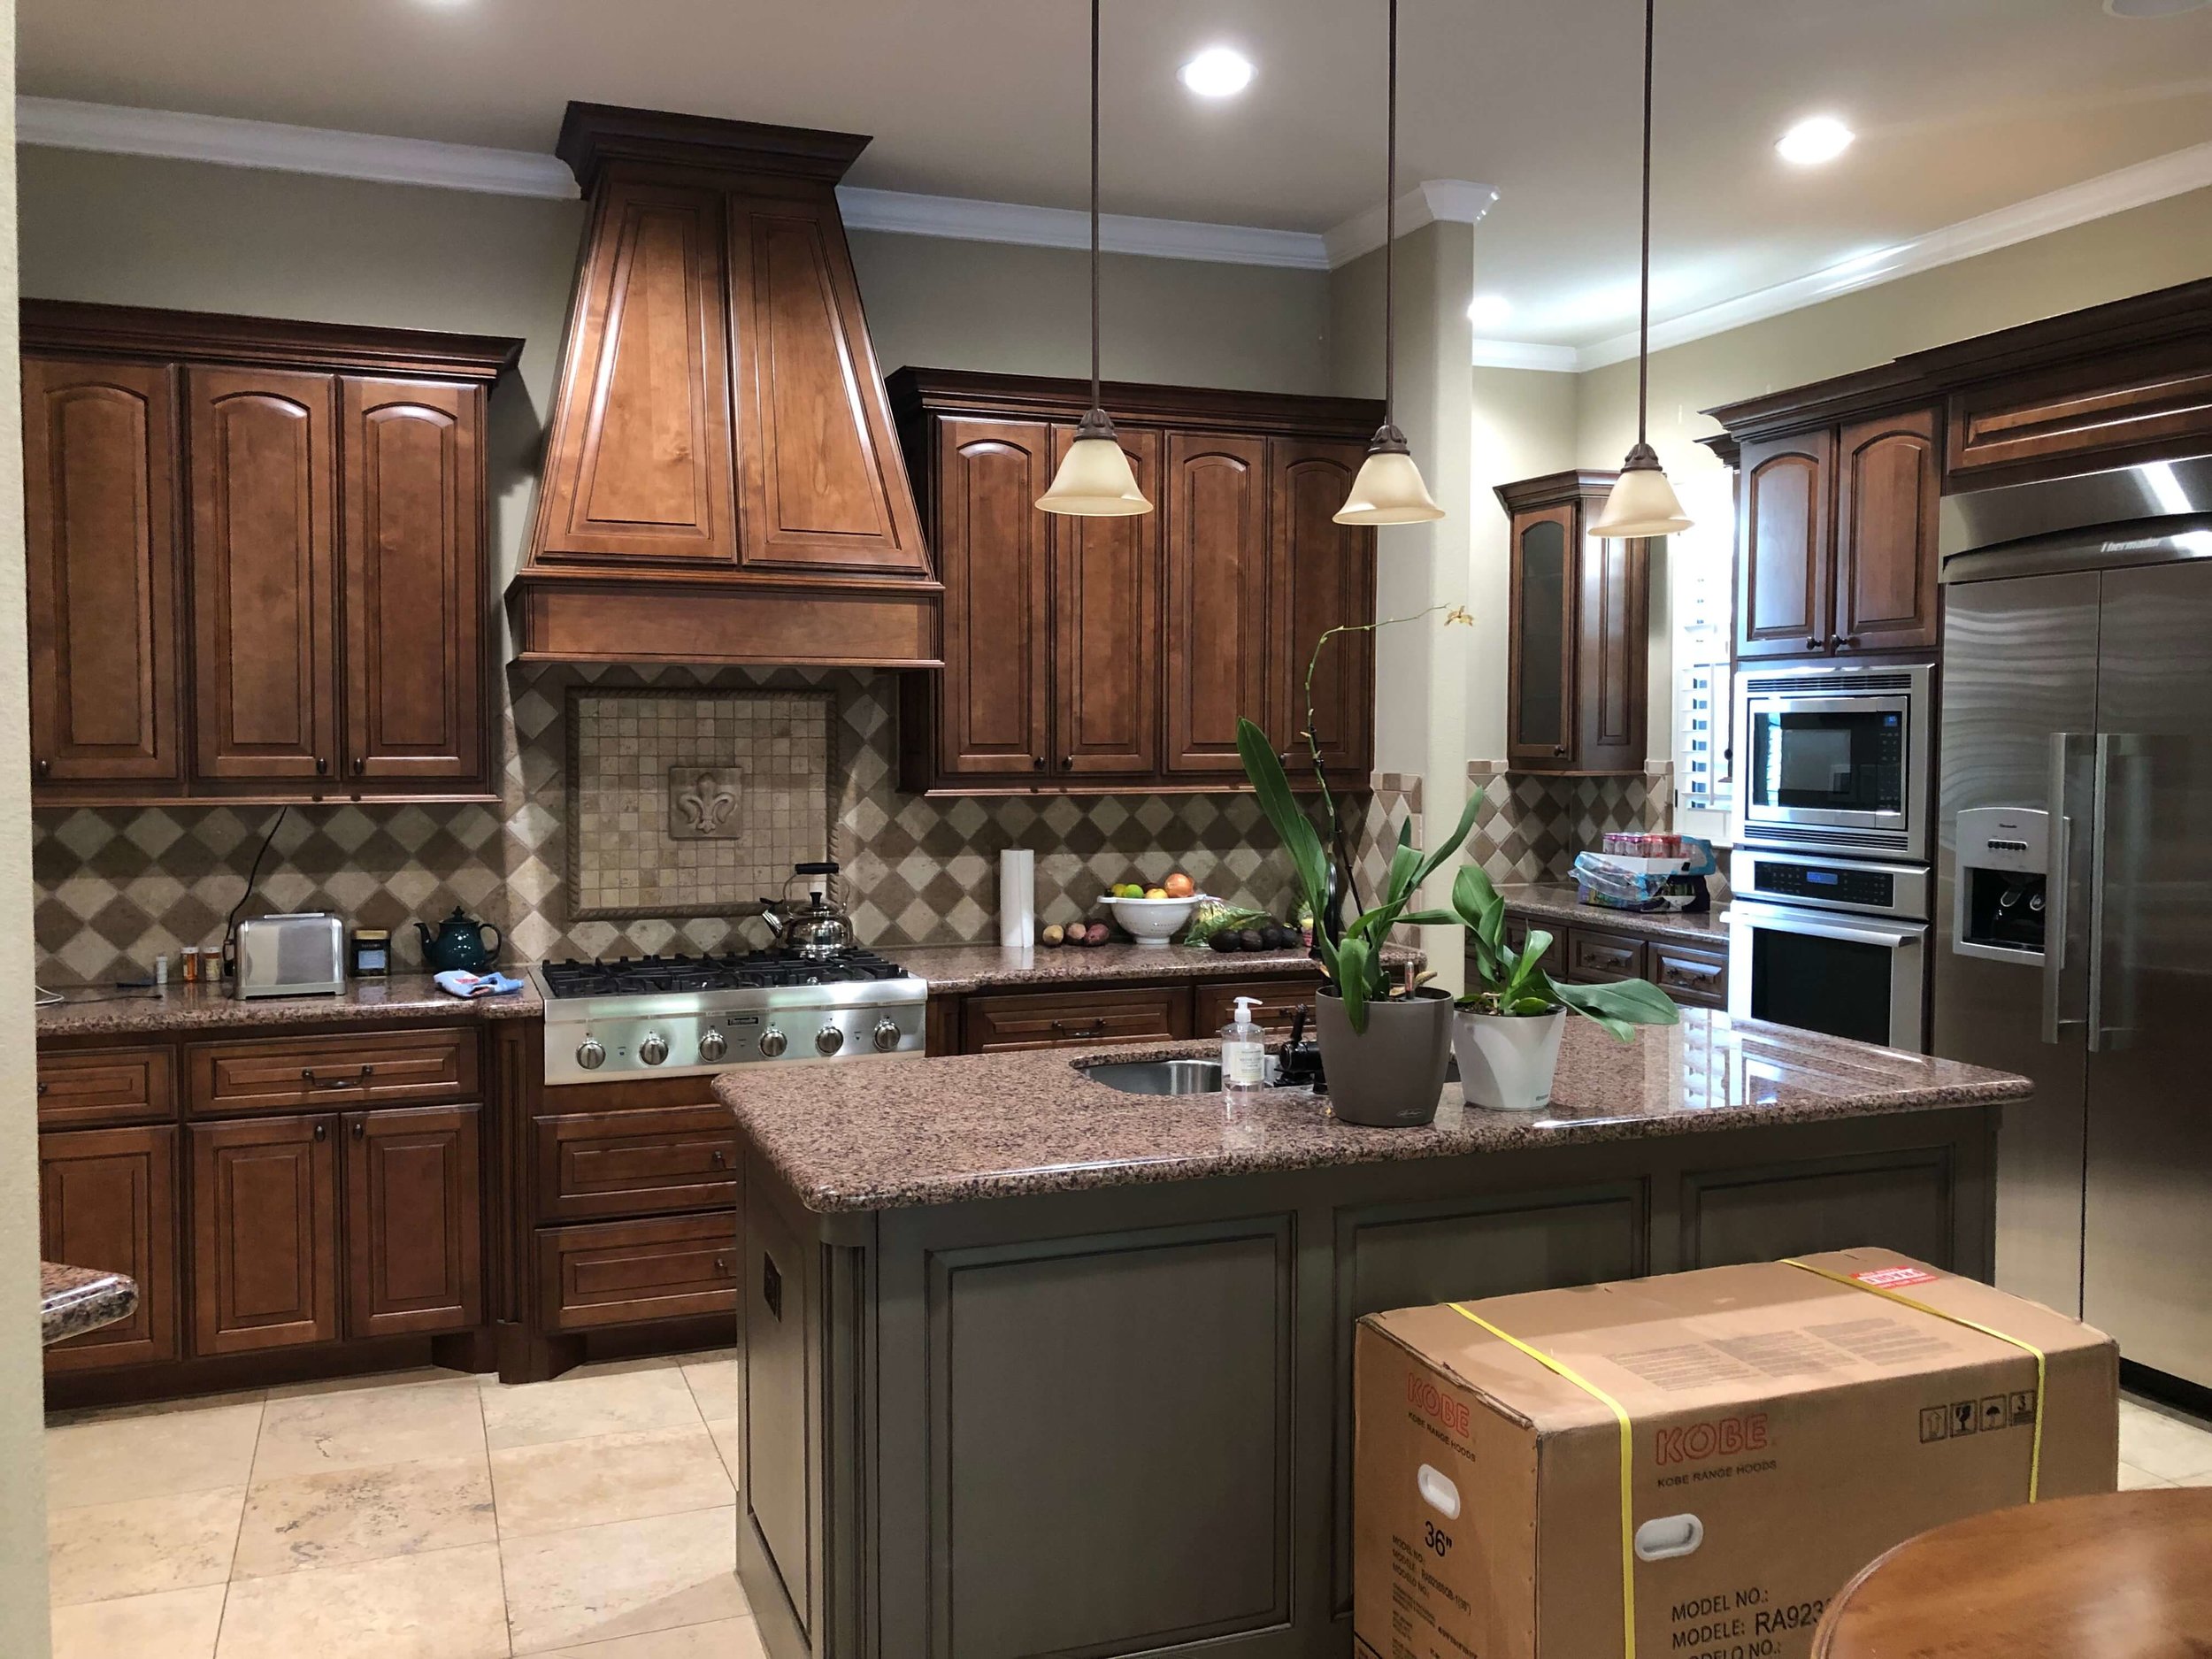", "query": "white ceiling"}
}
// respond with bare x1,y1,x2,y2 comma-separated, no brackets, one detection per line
20,0,2212,349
